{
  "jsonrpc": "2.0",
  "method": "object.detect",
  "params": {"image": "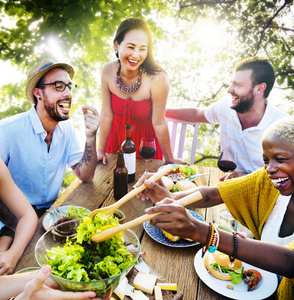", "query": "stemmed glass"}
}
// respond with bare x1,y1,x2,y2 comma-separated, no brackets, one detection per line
139,137,156,174
217,150,237,220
